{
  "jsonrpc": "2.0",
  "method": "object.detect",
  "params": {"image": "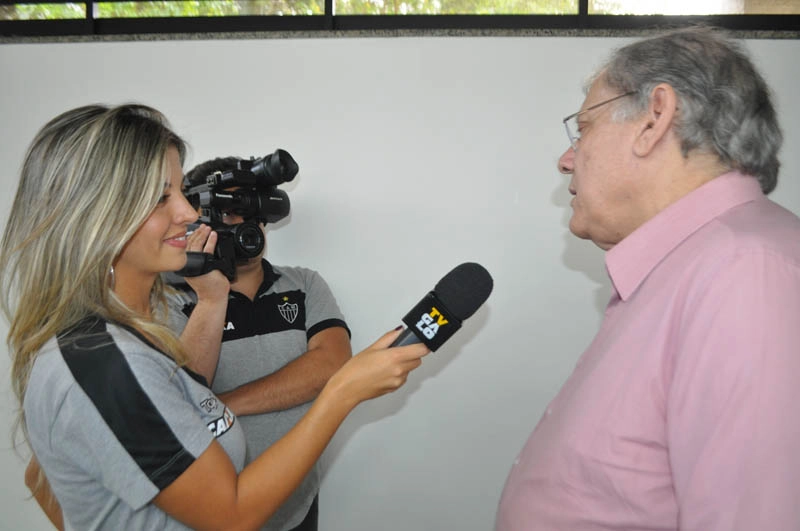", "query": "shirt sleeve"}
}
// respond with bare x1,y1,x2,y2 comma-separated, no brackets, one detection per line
668,249,800,530
46,346,214,510
299,268,350,339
